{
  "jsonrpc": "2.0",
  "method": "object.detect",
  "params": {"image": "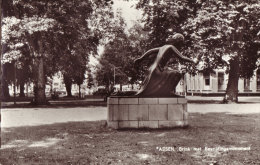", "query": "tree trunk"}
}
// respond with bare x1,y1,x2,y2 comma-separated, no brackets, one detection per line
78,84,81,98
120,84,122,91
223,57,240,103
34,57,47,105
26,83,29,97
63,75,72,97
106,79,110,93
19,82,25,97
0,0,2,148
1,80,10,100
1,64,10,100
28,33,48,105
65,82,72,97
